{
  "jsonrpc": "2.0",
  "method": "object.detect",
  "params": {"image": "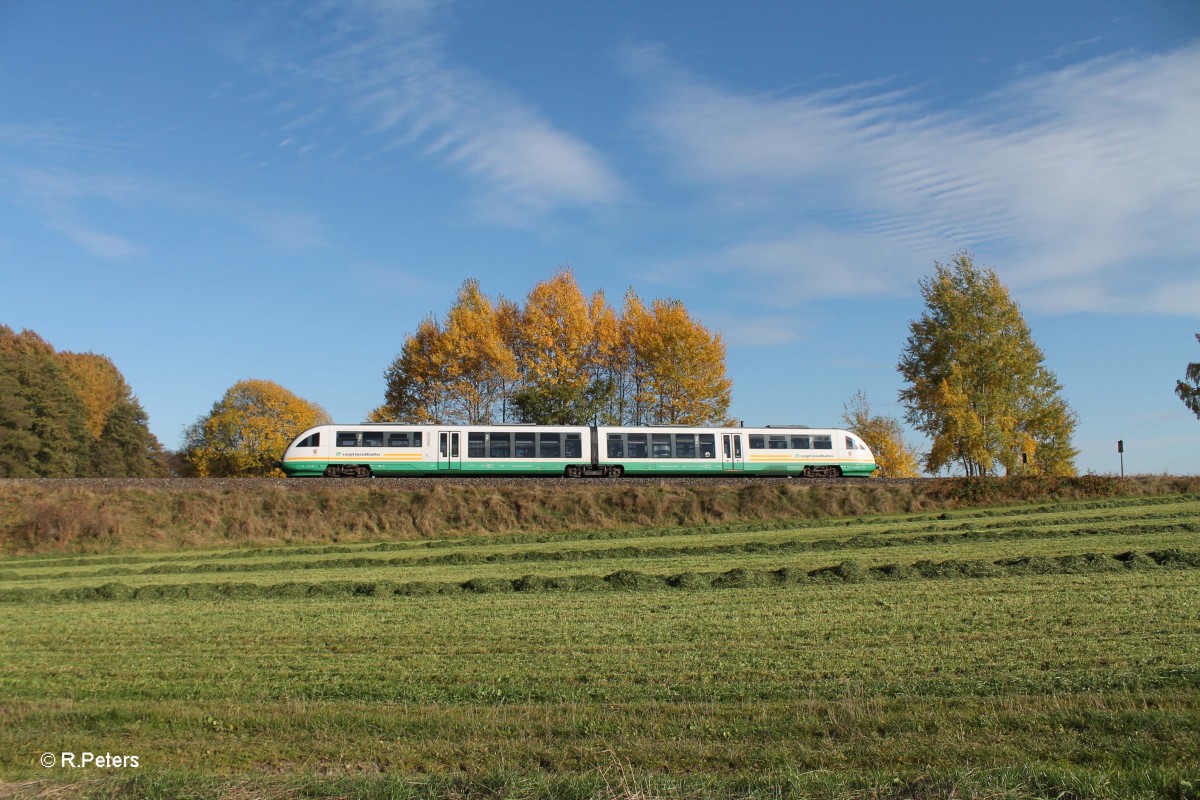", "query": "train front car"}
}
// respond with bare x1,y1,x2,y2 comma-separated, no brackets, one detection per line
279,425,333,477
835,430,879,477
742,427,878,477
281,424,438,478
